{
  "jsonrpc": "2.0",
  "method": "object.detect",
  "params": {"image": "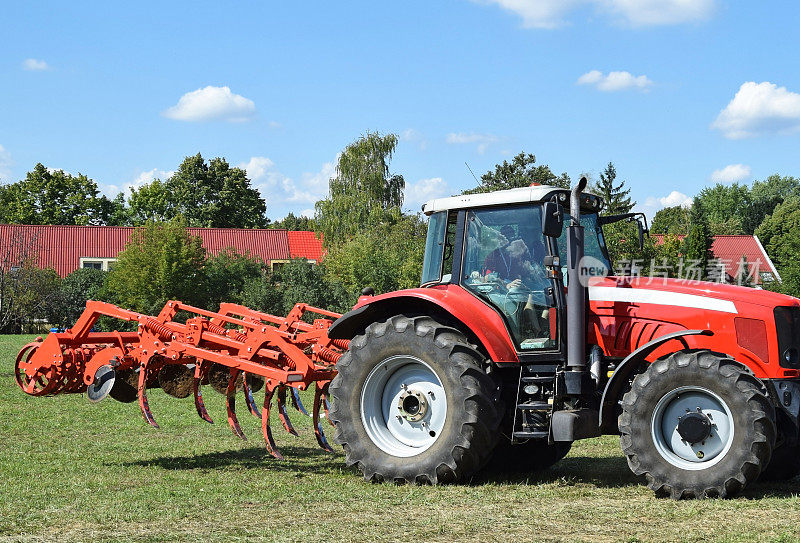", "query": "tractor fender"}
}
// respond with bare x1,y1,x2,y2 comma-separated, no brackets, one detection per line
598,329,713,433
327,287,520,364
